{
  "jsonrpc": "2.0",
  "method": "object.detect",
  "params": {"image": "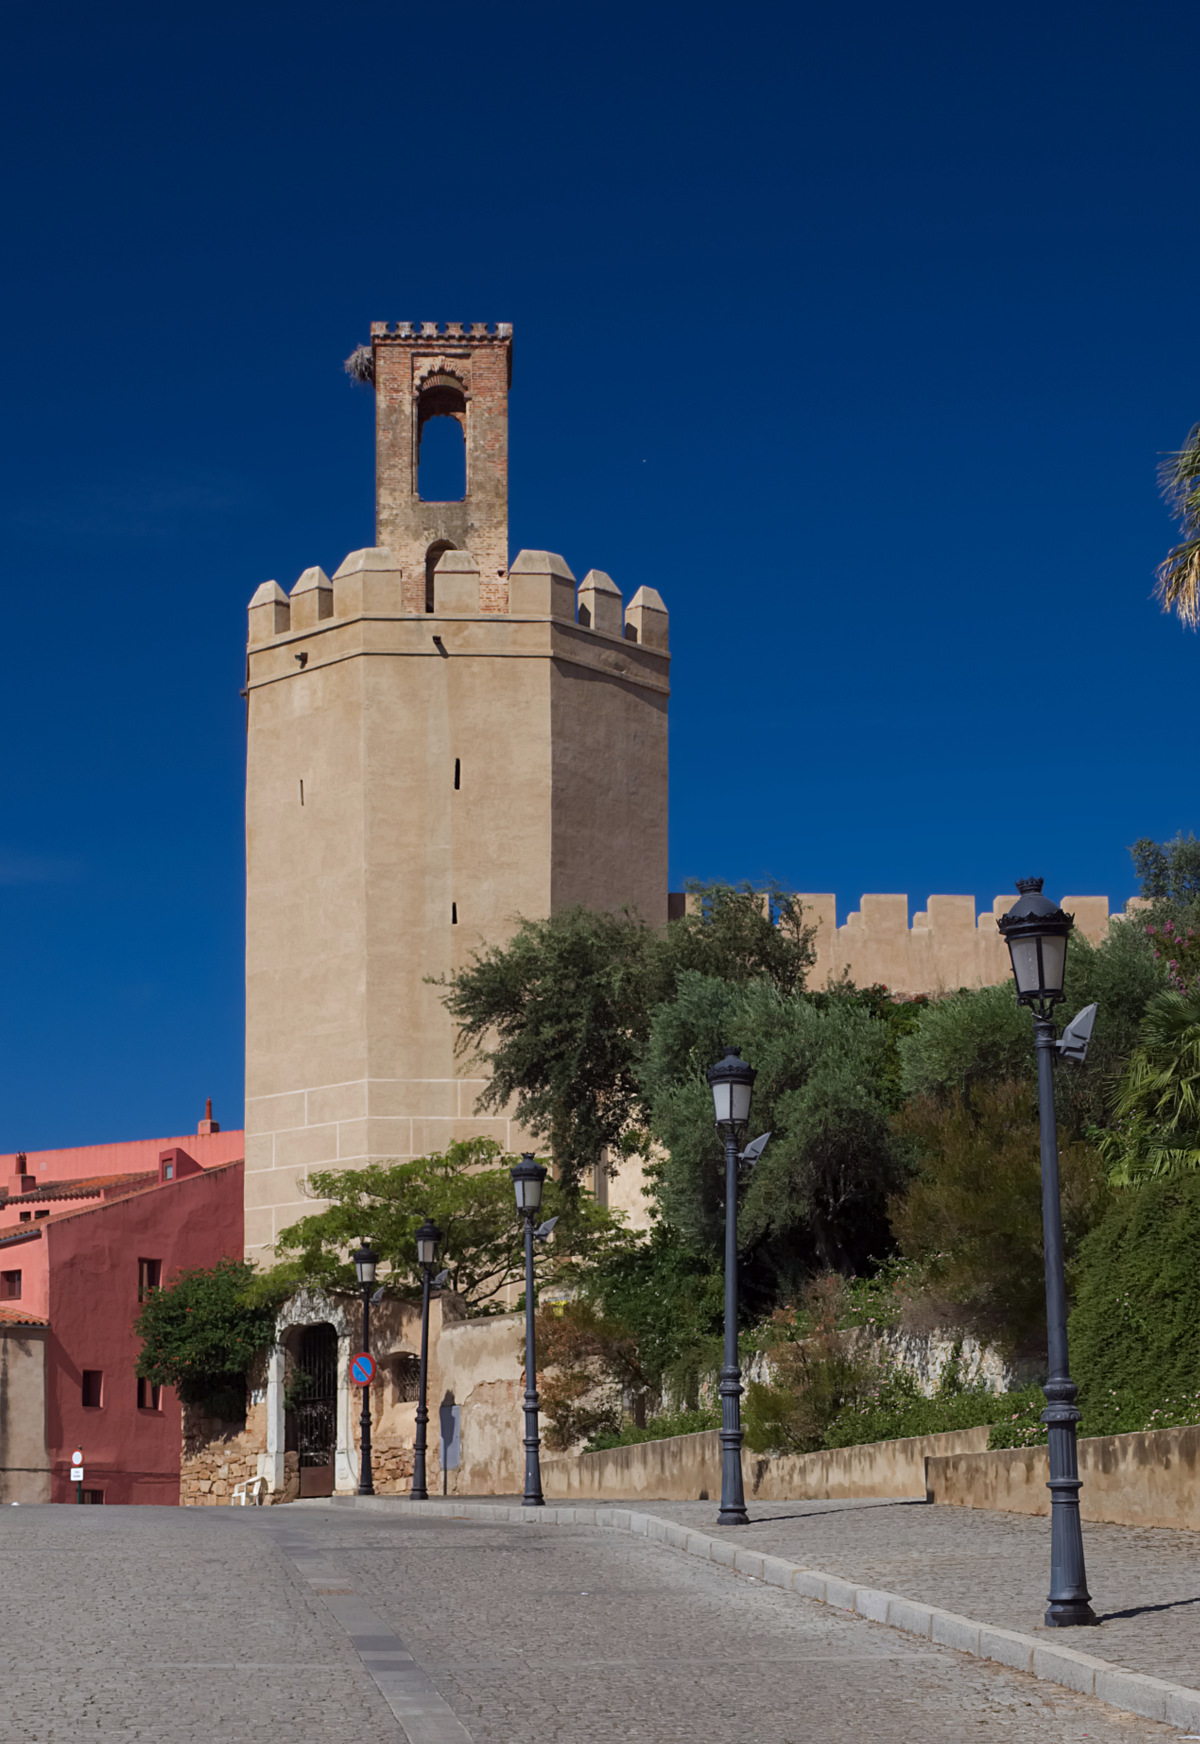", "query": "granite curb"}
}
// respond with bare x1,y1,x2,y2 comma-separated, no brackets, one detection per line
304,1496,1200,1731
